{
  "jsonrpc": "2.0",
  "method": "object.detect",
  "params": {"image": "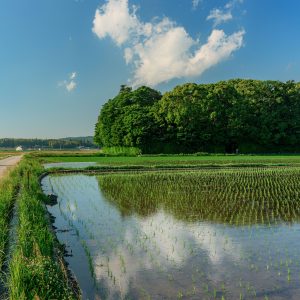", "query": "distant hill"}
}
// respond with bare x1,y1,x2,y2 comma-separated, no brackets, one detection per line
0,136,97,149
